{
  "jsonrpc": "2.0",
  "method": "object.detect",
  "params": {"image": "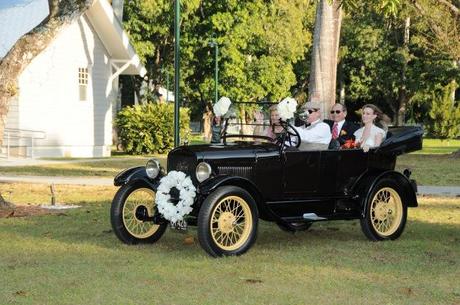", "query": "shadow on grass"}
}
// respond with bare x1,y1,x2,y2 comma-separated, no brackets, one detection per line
1,201,458,259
